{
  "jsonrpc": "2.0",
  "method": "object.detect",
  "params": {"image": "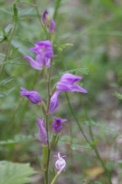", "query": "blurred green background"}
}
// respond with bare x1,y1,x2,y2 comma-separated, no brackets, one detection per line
0,0,122,183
